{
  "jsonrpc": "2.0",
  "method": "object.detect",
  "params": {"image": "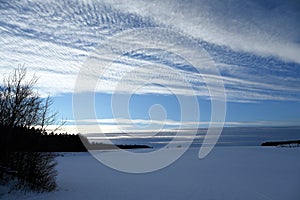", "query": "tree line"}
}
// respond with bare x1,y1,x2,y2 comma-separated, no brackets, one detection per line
0,125,151,152
261,140,300,147
0,67,150,193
